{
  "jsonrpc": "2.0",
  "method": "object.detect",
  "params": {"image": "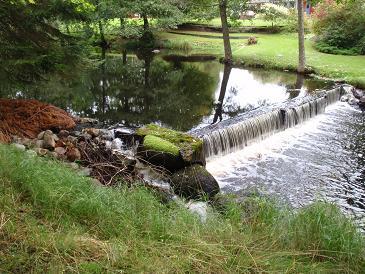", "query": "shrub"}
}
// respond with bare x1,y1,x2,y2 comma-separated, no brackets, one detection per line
247,36,258,45
312,0,365,55
284,9,311,33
